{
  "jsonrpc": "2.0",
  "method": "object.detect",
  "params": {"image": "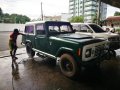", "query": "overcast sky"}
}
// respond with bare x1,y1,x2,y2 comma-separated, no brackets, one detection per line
0,0,120,19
